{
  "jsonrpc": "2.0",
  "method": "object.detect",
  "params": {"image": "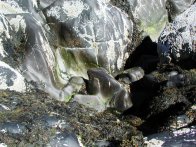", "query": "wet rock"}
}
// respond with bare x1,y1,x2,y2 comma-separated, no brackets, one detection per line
0,61,26,92
117,67,144,84
0,0,139,101
168,104,196,130
0,122,27,136
86,68,133,112
145,126,196,147
158,4,196,63
49,131,80,147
